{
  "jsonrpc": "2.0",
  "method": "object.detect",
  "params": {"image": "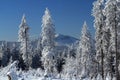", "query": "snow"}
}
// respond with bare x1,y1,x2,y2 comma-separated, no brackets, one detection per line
0,64,89,80
7,70,18,80
0,75,83,80
0,61,63,80
0,76,43,80
0,64,111,80
55,34,78,46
